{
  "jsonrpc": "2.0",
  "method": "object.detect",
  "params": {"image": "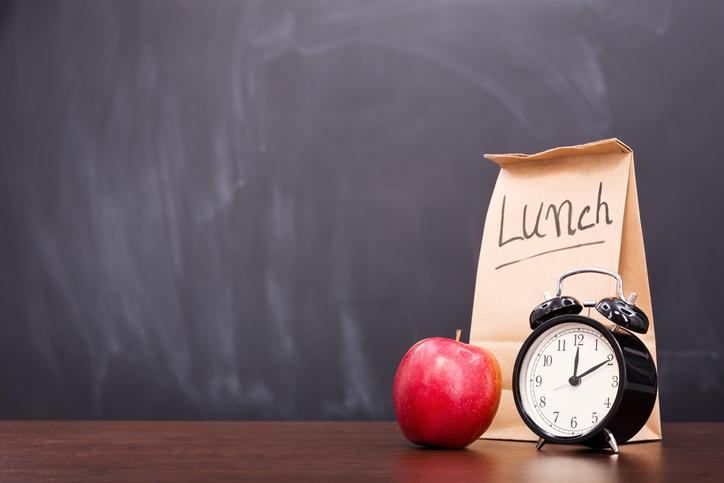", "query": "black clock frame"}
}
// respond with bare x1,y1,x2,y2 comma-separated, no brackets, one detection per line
512,314,658,448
